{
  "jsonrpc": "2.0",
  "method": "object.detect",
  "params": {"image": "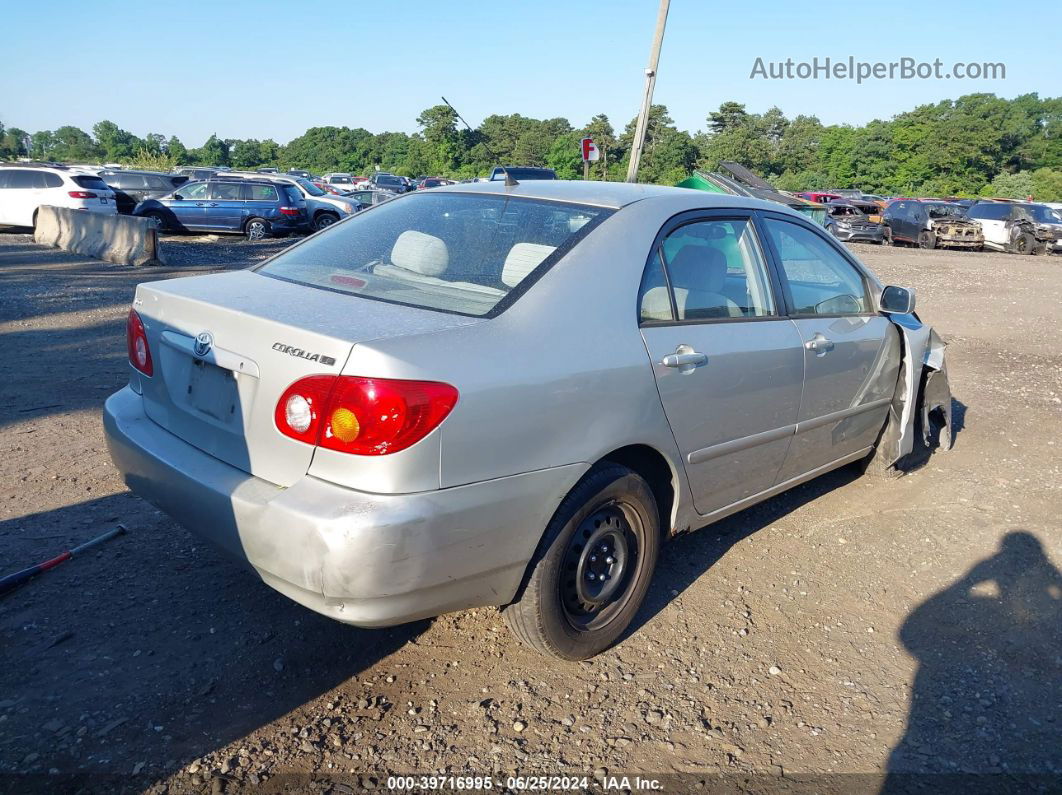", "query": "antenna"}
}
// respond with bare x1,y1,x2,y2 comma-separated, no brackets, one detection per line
440,95,518,187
